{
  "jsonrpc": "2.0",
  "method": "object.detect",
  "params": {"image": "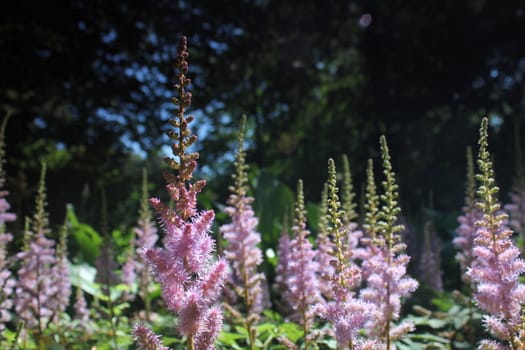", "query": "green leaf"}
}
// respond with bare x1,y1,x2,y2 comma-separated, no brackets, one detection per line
256,322,276,336
431,294,454,311
70,263,100,296
67,204,102,264
278,322,304,343
218,331,244,346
